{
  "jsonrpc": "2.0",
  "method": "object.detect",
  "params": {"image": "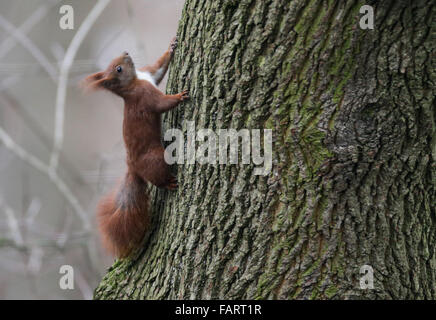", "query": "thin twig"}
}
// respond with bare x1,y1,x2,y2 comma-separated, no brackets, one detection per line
74,267,94,300
0,196,24,246
0,0,61,59
0,75,20,93
50,0,112,172
0,92,88,186
0,127,91,230
0,14,57,81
